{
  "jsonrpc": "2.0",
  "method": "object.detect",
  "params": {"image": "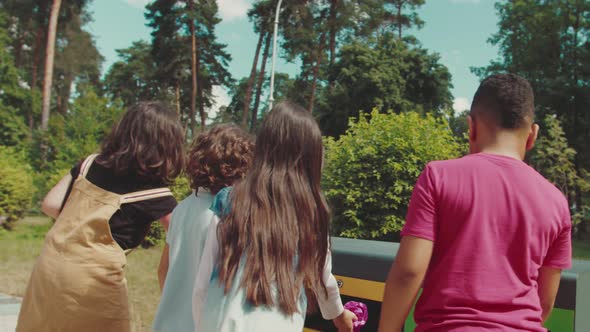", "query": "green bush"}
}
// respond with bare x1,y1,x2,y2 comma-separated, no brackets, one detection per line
0,146,35,229
141,221,166,248
141,175,192,248
528,115,590,231
323,109,462,240
170,175,192,201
